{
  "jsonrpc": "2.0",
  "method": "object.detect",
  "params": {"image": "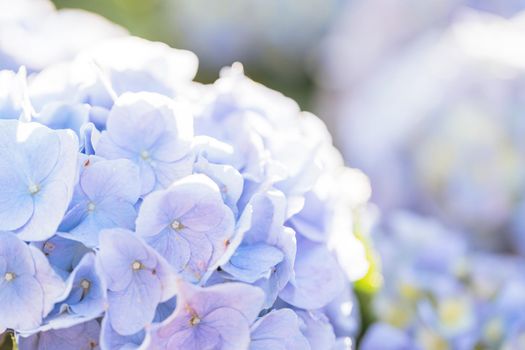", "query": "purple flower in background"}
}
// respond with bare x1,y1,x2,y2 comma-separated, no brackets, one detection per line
250,308,310,350
60,156,141,247
149,279,264,349
95,92,194,195
0,120,78,241
97,228,177,335
0,232,64,331
136,174,235,283
18,320,101,350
